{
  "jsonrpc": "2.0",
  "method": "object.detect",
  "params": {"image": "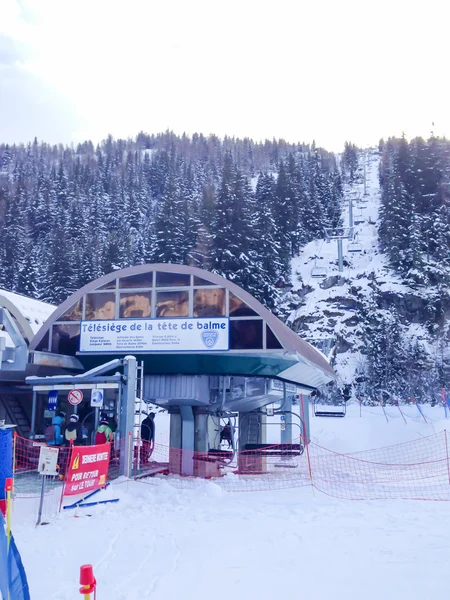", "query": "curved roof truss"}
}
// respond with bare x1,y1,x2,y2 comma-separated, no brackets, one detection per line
30,264,334,389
